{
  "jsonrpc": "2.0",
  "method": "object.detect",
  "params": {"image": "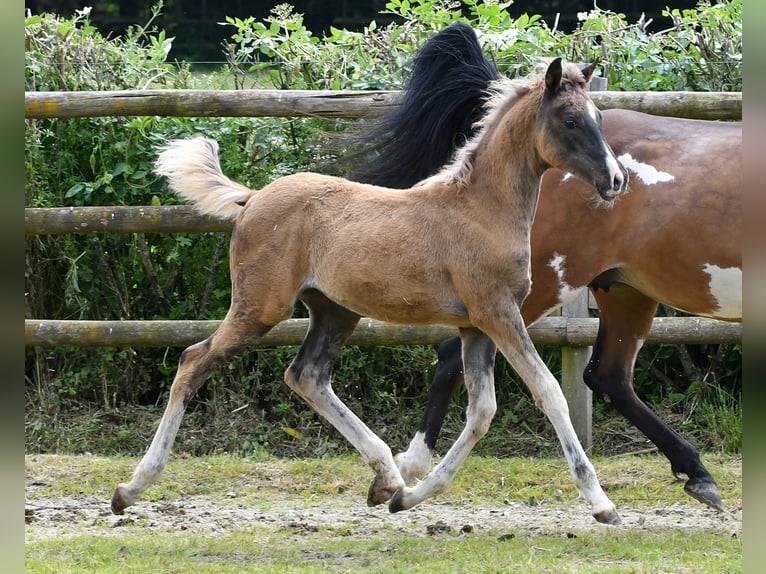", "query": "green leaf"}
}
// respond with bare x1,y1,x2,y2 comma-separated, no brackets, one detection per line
65,183,85,198
111,162,129,177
